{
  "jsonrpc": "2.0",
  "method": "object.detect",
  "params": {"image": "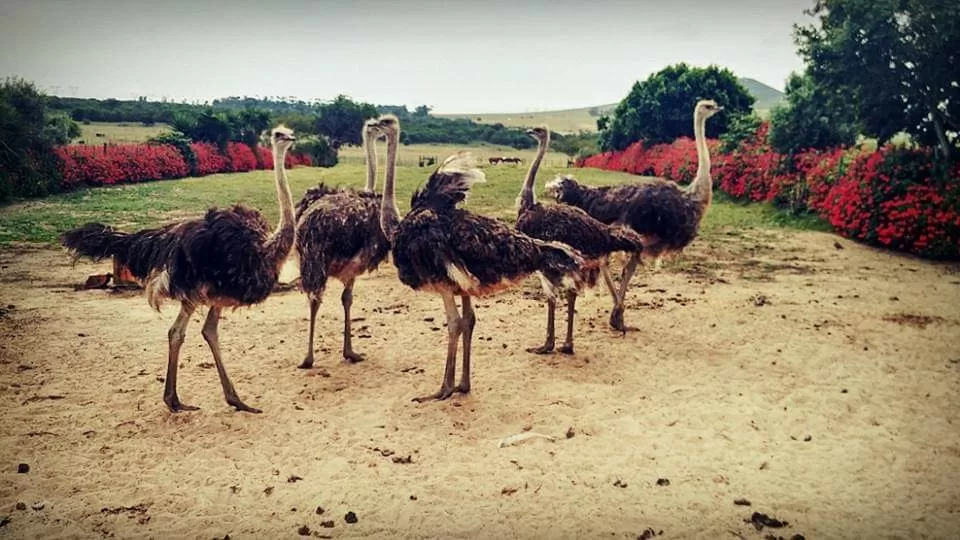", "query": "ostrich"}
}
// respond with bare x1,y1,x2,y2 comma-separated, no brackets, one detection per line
372,115,585,402
59,126,298,413
516,126,645,354
545,99,723,331
294,118,390,367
